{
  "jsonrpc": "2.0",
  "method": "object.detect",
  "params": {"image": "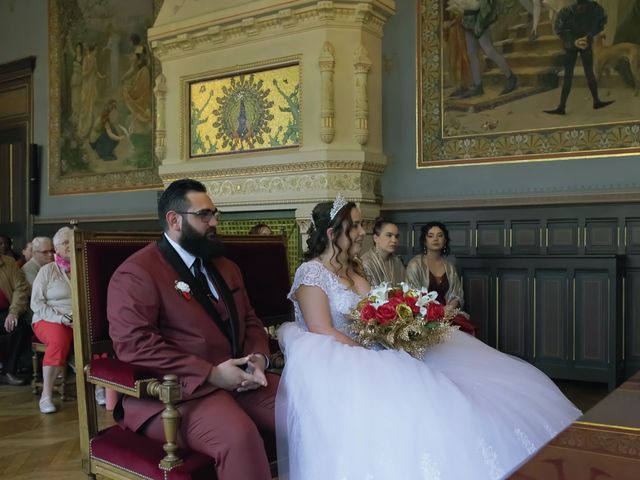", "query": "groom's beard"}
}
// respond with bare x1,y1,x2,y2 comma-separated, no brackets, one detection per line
179,220,225,259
